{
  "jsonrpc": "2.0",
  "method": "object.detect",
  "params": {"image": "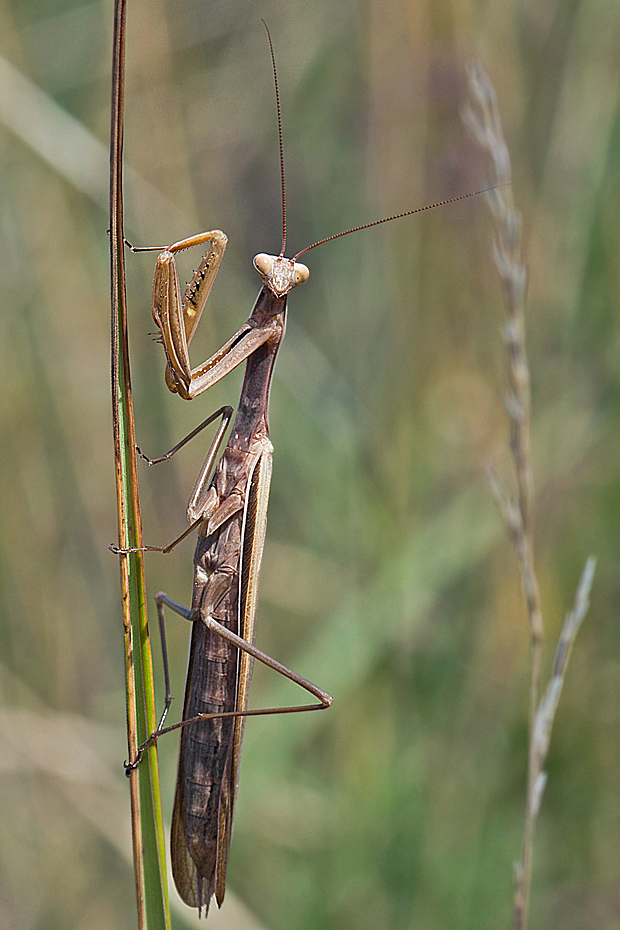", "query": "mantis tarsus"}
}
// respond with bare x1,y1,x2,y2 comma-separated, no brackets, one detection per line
115,21,494,917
